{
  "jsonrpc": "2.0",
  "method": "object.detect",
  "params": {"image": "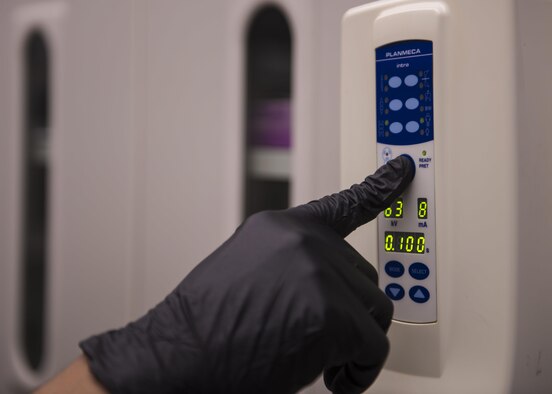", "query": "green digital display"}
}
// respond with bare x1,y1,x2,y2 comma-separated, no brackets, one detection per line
418,198,428,219
384,197,403,218
384,198,429,220
384,231,425,254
